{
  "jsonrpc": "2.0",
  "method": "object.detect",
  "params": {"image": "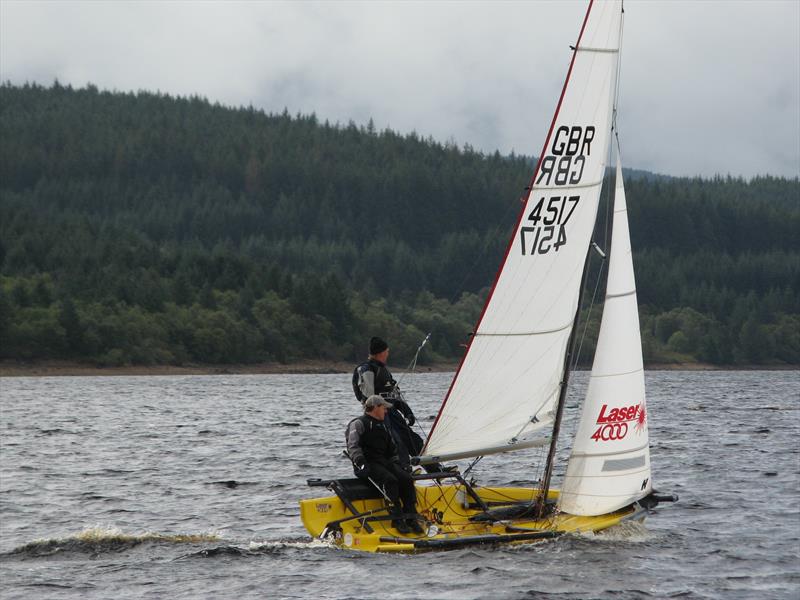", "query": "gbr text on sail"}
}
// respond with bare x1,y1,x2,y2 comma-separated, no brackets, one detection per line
519,125,595,256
